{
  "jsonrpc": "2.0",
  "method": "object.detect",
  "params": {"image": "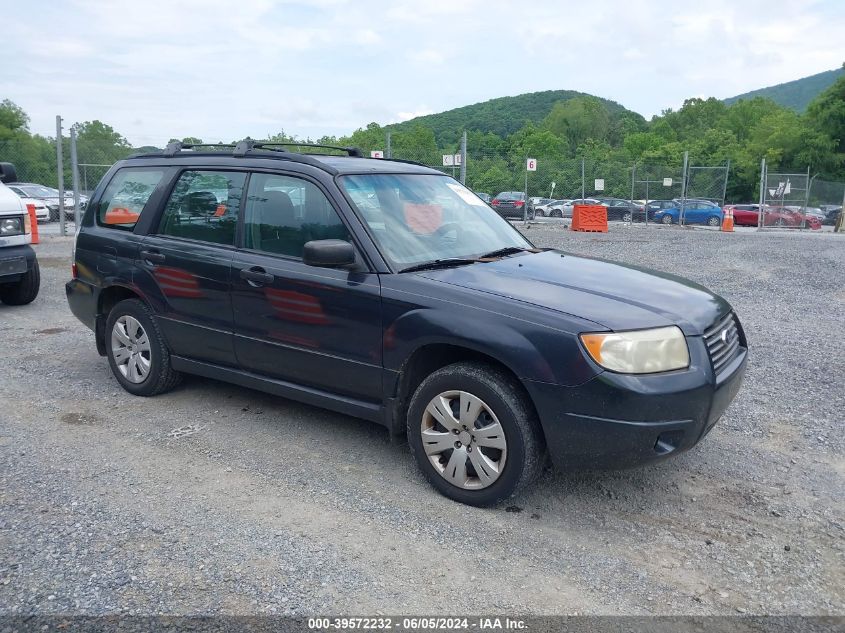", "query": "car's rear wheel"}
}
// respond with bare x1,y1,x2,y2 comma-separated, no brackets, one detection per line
622,211,633,223
407,362,544,506
550,209,562,218
661,214,673,225
0,260,40,305
535,209,545,218
106,298,182,396
708,216,721,227
49,208,59,222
